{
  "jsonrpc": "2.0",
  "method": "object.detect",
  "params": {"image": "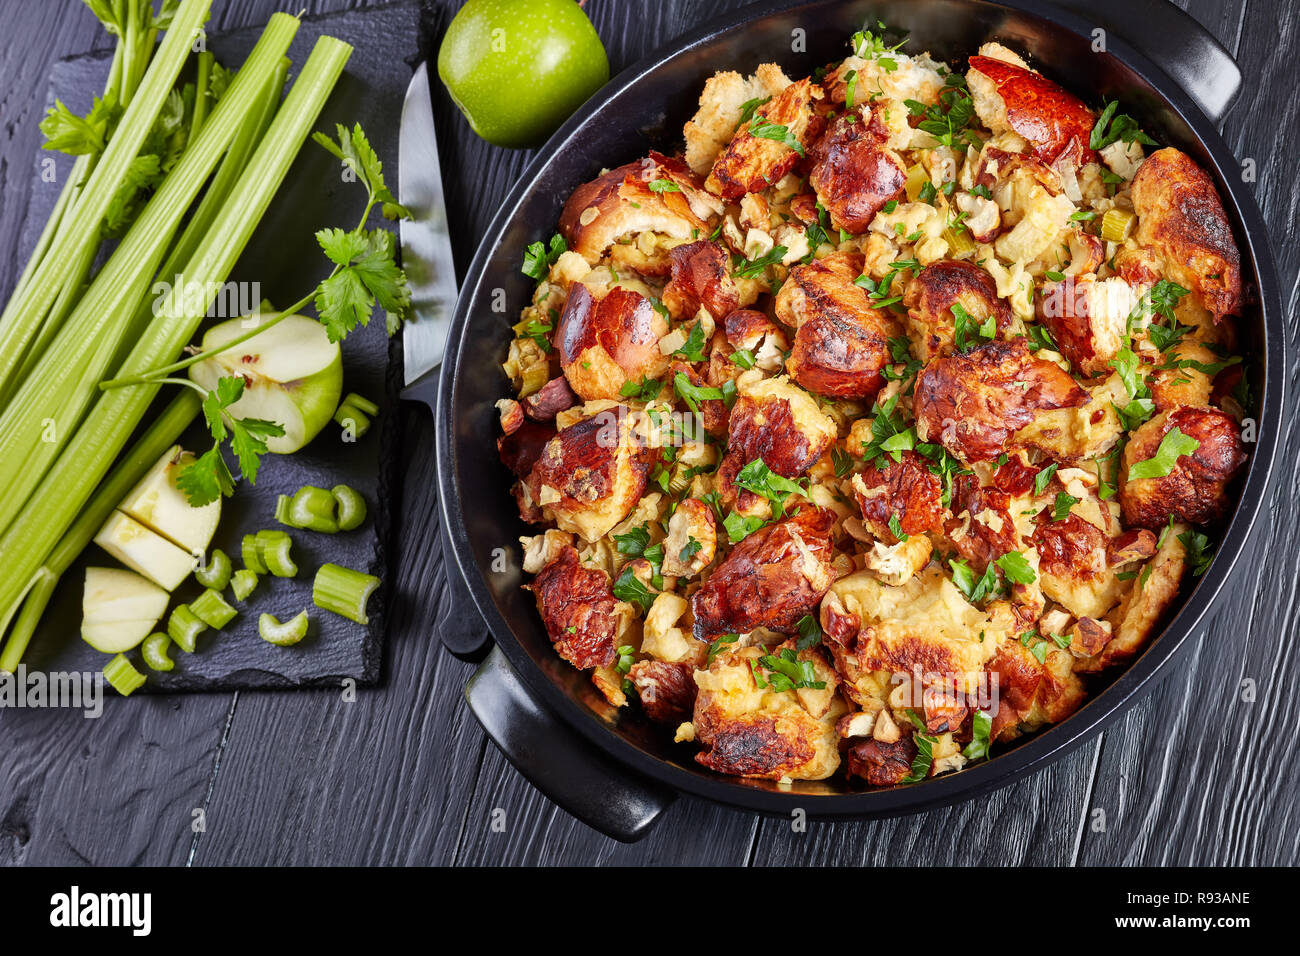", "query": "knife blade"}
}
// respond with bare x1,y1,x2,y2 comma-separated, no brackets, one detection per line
399,62,458,386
